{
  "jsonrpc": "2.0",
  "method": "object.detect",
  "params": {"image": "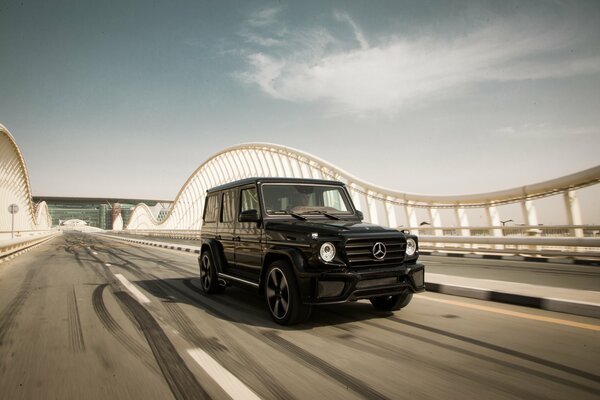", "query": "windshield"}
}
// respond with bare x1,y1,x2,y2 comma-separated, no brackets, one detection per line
262,184,353,216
